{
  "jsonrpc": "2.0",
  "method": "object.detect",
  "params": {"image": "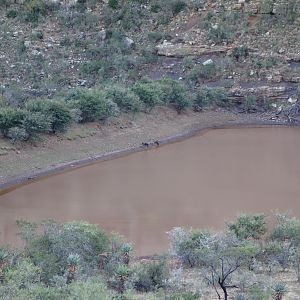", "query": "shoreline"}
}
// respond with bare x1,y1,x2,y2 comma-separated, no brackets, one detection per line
0,116,291,194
